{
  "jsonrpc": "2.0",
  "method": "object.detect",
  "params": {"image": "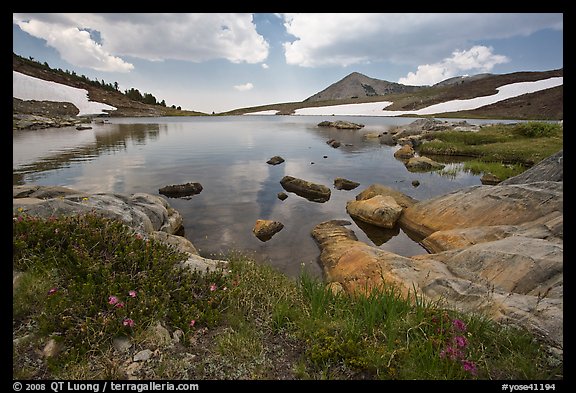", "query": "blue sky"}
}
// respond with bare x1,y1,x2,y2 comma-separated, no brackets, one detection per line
12,13,563,114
